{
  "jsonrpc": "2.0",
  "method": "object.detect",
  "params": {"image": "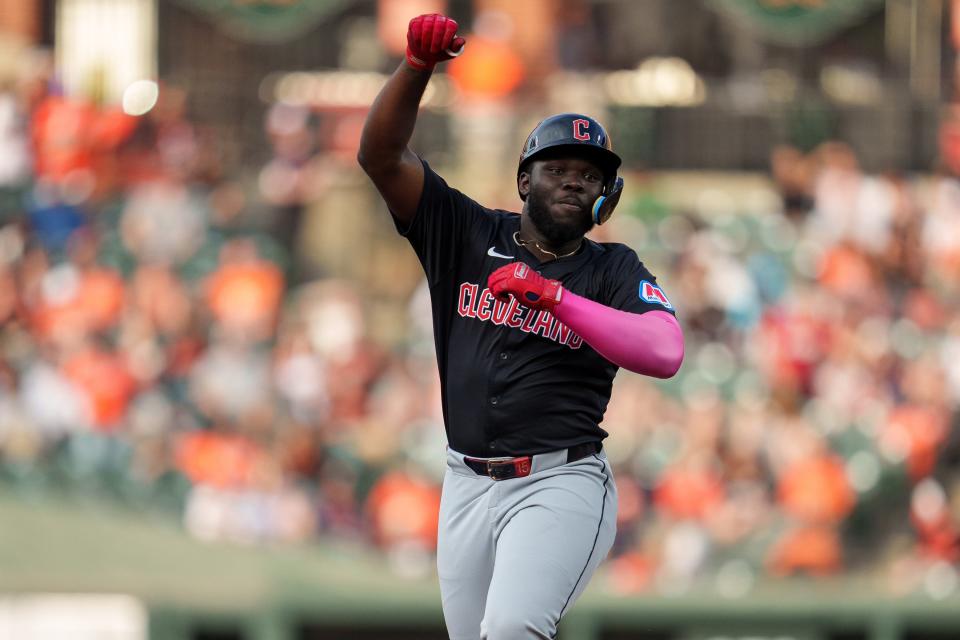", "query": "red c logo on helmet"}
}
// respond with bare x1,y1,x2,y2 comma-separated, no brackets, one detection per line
572,119,590,141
